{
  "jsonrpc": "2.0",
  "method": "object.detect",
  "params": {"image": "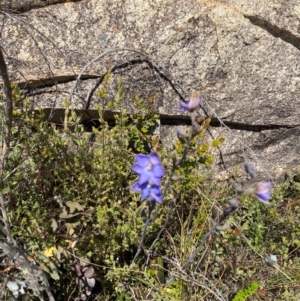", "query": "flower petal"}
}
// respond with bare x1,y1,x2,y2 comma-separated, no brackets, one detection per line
152,164,165,177
141,186,150,200
179,92,202,112
179,101,190,111
149,176,161,186
149,152,161,164
189,94,202,111
131,182,142,192
131,164,144,174
255,182,272,205
256,195,272,205
135,154,150,167
138,172,151,185
150,186,163,202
